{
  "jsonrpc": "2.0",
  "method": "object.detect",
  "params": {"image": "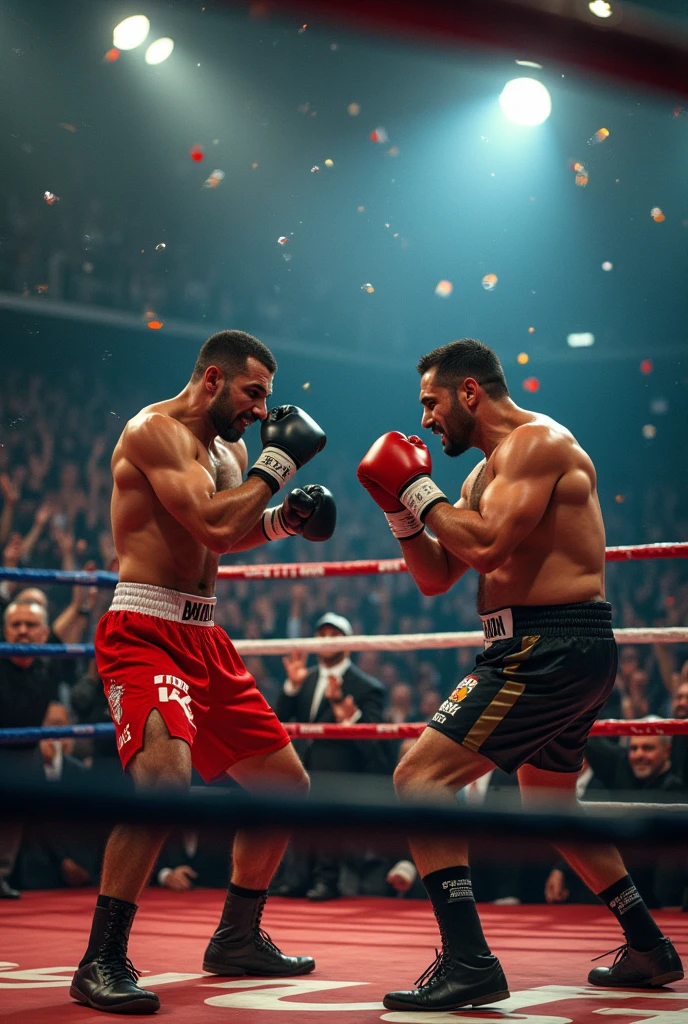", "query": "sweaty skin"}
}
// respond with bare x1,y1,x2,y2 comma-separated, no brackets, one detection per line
402,371,606,610
111,359,274,595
